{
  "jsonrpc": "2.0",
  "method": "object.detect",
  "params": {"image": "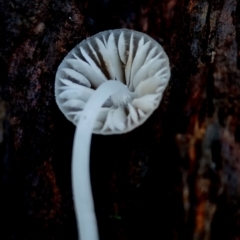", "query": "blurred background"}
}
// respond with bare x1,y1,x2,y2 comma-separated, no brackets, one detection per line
1,0,240,239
